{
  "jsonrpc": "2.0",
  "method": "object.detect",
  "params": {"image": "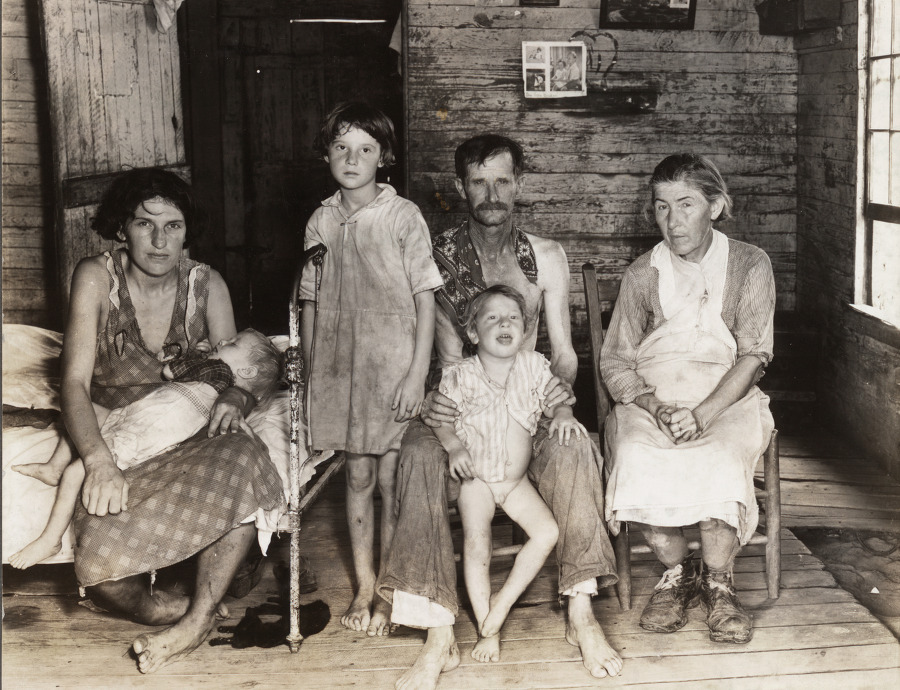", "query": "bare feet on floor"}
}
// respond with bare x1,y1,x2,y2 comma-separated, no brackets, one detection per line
12,462,64,487
480,592,513,638
566,595,623,678
395,626,460,690
9,537,62,569
367,596,396,637
341,589,373,632
131,611,216,674
471,633,500,663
